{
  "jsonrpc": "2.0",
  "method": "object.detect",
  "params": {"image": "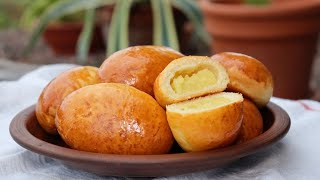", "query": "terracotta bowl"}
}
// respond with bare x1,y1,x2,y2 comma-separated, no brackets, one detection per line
9,103,290,177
